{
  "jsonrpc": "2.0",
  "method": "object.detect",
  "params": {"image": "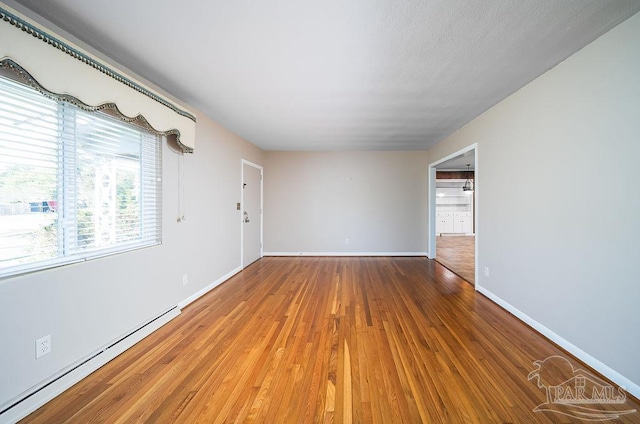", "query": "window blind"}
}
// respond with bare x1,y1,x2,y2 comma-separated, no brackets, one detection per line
0,75,161,277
